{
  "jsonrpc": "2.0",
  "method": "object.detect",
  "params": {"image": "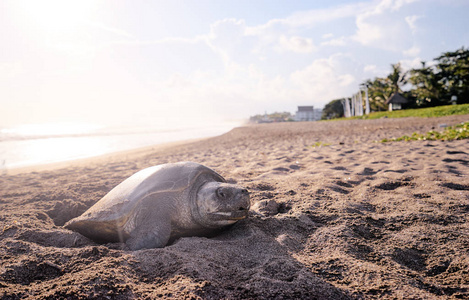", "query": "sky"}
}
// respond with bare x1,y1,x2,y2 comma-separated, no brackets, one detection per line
1,0,469,130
